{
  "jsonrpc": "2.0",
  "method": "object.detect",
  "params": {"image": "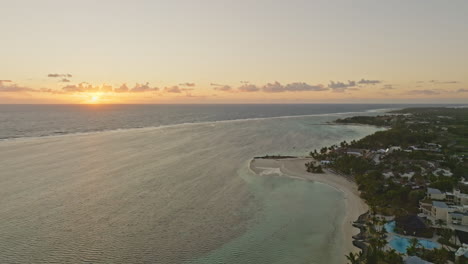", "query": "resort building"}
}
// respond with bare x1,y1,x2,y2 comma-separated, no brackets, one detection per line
382,171,394,179
420,188,468,231
427,188,445,200
431,201,450,220
404,256,434,264
453,190,468,205
345,148,366,157
455,244,468,262
385,146,402,153
448,212,468,226
432,168,453,177
424,188,468,206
